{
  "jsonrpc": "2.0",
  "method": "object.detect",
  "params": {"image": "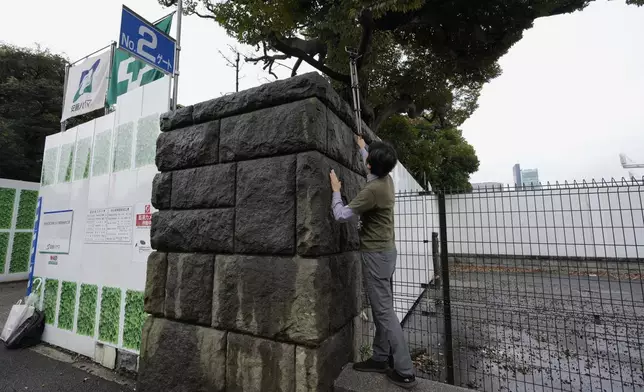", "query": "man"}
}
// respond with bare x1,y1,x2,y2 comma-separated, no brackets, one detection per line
329,136,417,389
